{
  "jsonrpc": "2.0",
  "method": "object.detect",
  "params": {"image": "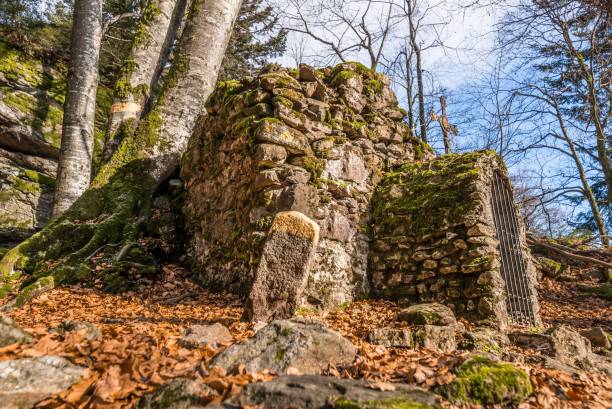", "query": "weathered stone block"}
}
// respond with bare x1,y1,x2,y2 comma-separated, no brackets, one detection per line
398,303,457,326
244,211,320,322
212,319,356,374
255,144,287,168
367,327,413,347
